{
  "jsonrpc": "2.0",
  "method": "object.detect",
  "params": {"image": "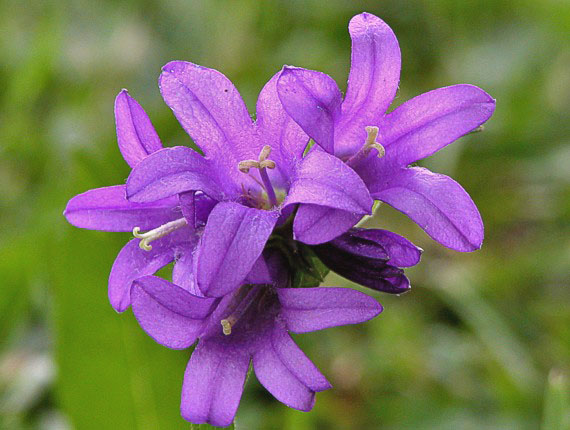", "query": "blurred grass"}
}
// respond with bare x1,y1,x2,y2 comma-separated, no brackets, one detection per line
1,0,569,429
